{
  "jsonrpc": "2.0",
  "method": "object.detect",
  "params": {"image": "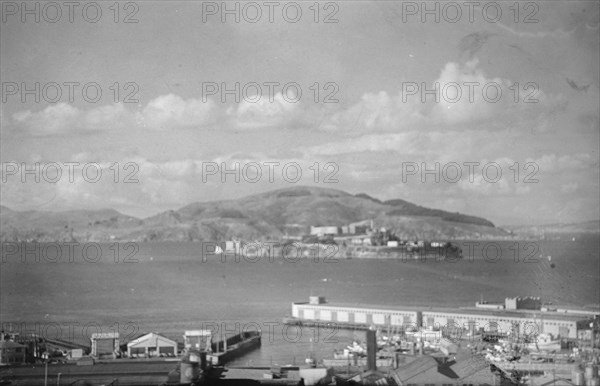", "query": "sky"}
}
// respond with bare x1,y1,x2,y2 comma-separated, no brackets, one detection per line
1,1,599,226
